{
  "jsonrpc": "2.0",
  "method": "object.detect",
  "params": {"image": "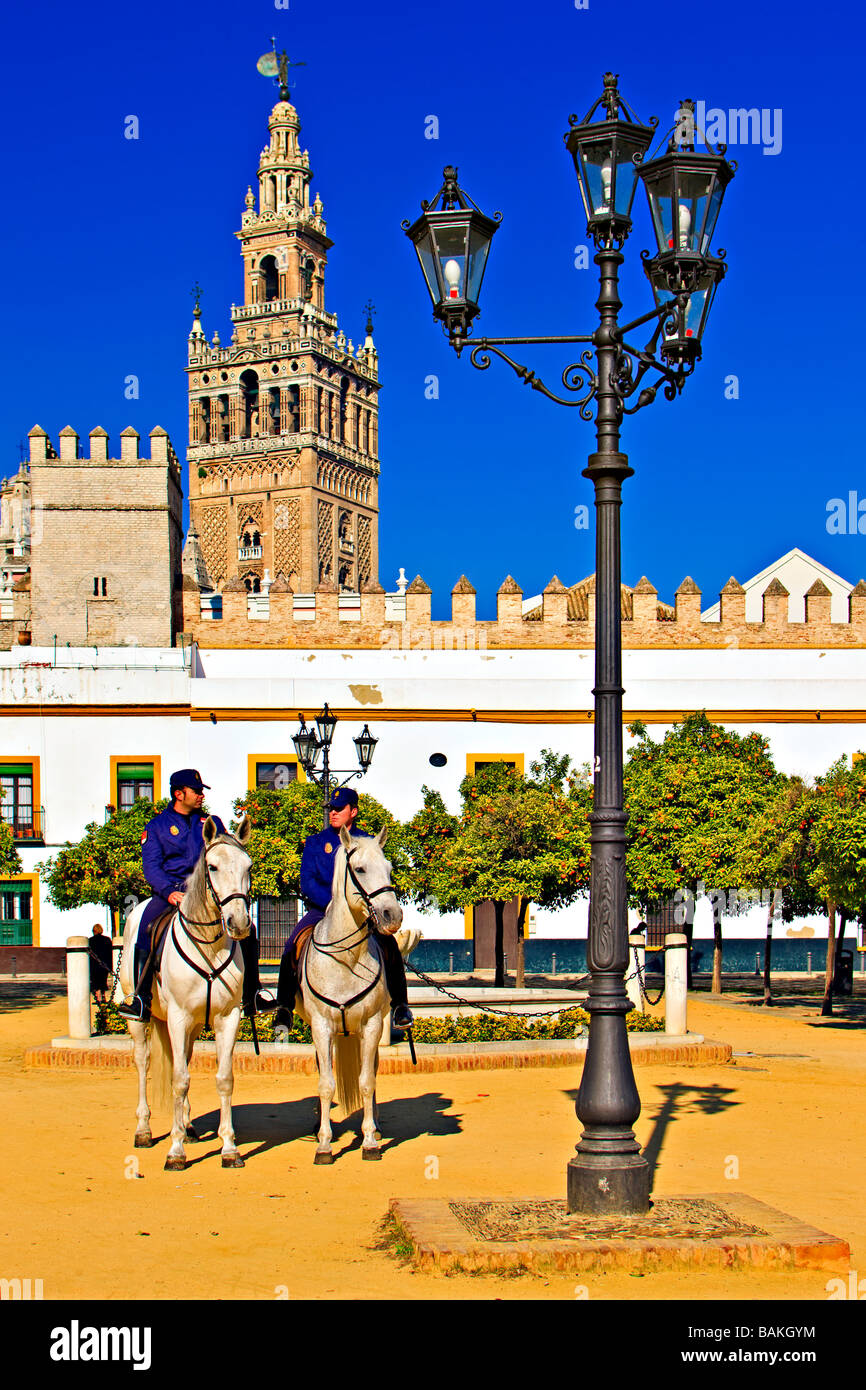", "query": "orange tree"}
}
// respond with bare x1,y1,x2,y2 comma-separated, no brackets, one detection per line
404,756,592,987
0,823,21,877
38,797,168,923
233,780,414,900
623,712,782,992
736,776,822,1004
808,755,866,1015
